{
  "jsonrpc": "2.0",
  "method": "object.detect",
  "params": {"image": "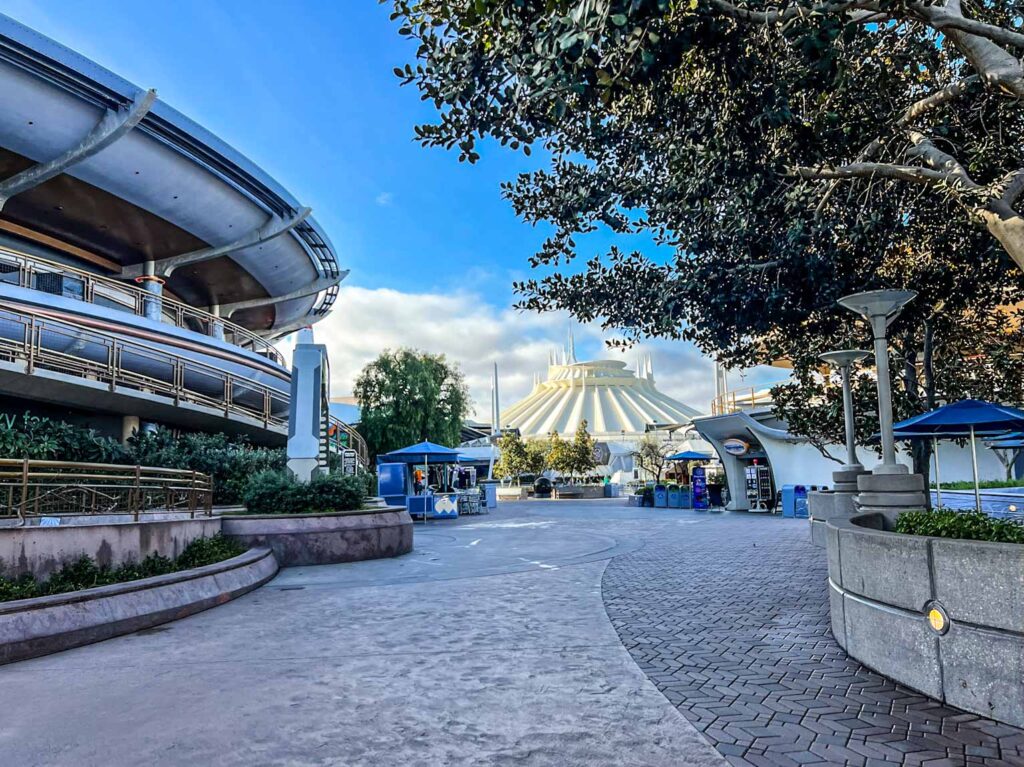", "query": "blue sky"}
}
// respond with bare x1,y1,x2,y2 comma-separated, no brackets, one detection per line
3,0,780,414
